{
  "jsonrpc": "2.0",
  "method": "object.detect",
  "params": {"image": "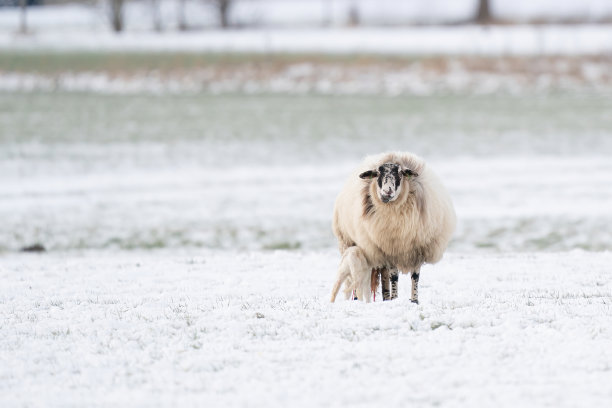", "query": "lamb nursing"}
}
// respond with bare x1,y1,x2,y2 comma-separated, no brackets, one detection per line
330,152,456,304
